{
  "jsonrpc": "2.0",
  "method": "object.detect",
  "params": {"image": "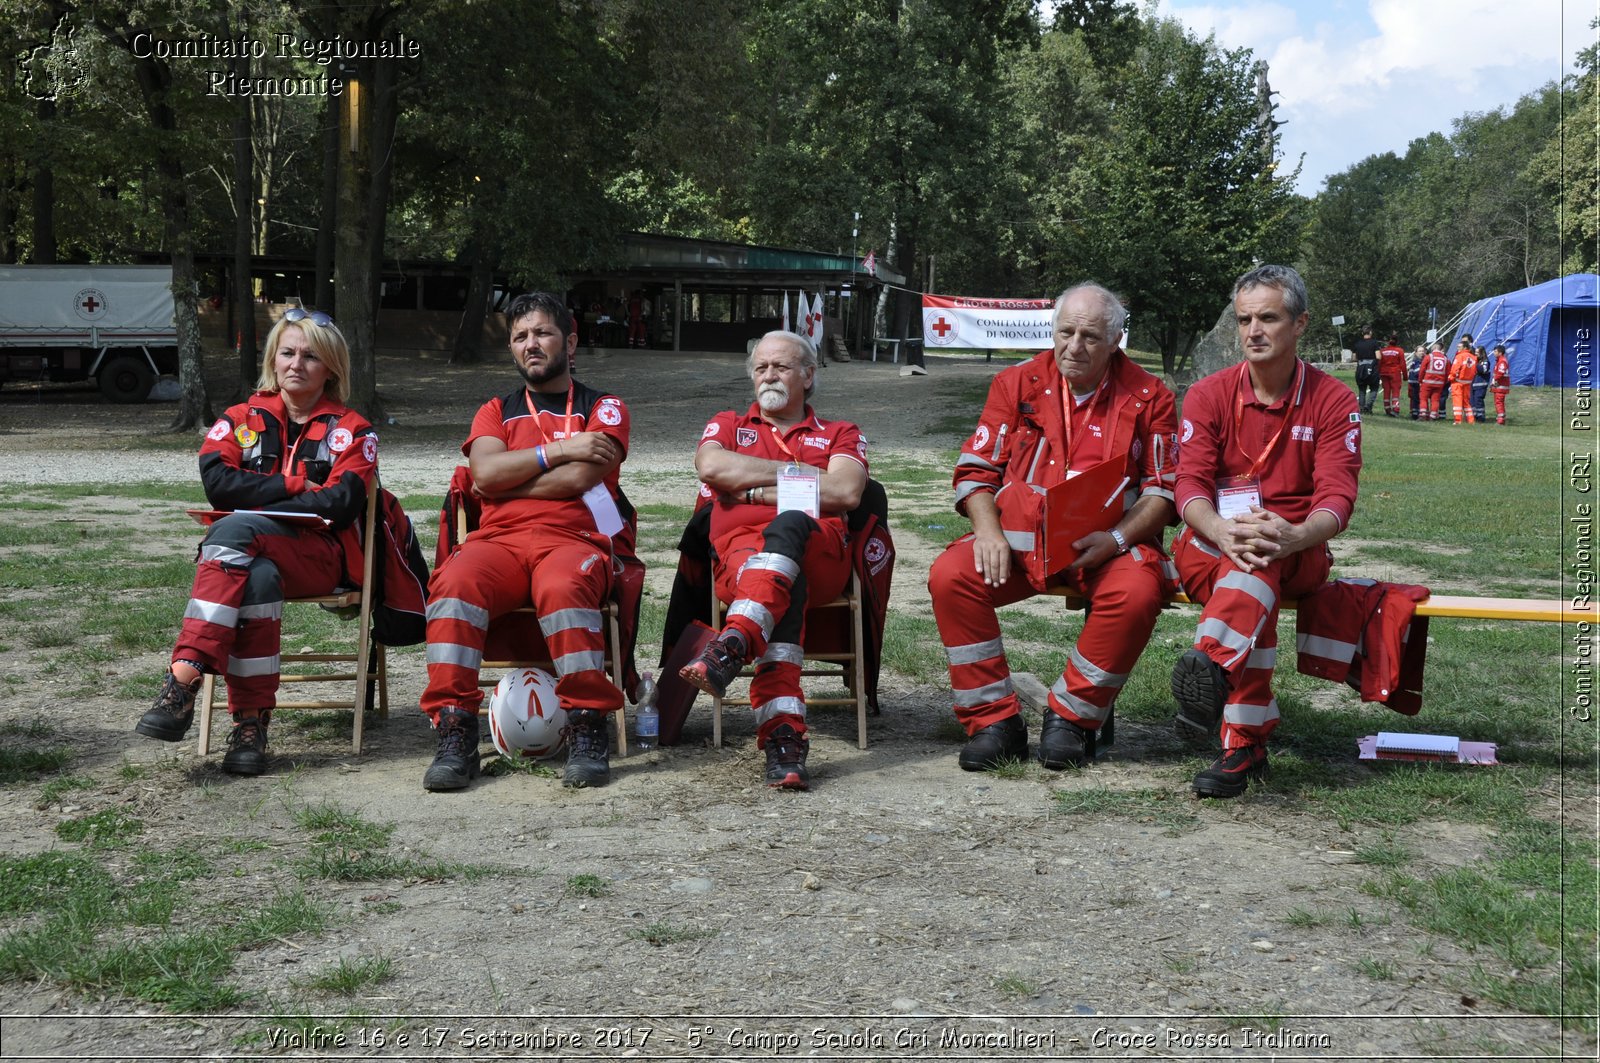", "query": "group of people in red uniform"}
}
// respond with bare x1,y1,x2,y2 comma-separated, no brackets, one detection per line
136,264,1418,801
1413,333,1513,424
